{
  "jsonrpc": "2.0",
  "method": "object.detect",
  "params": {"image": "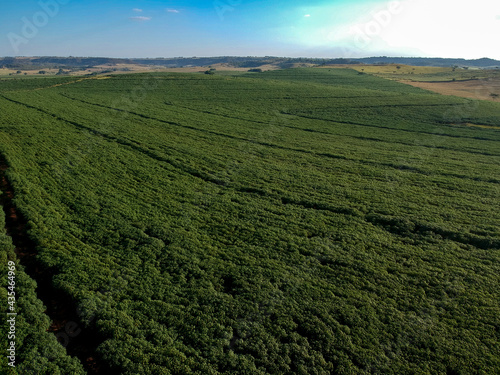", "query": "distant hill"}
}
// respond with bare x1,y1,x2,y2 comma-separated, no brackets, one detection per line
1,56,499,70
